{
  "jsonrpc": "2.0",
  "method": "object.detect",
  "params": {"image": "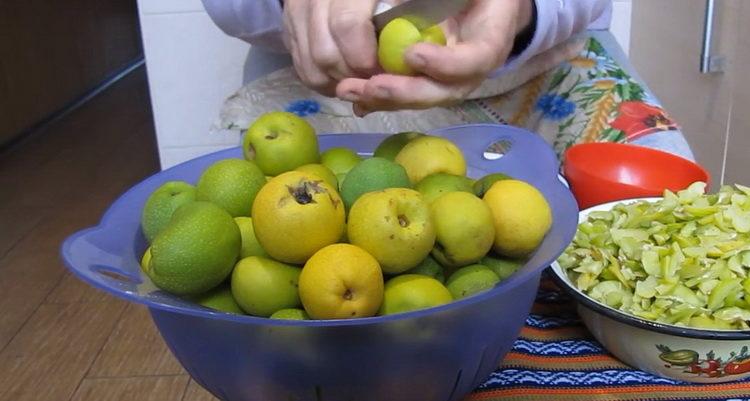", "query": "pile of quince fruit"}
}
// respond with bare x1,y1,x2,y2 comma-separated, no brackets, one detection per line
139,111,553,320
